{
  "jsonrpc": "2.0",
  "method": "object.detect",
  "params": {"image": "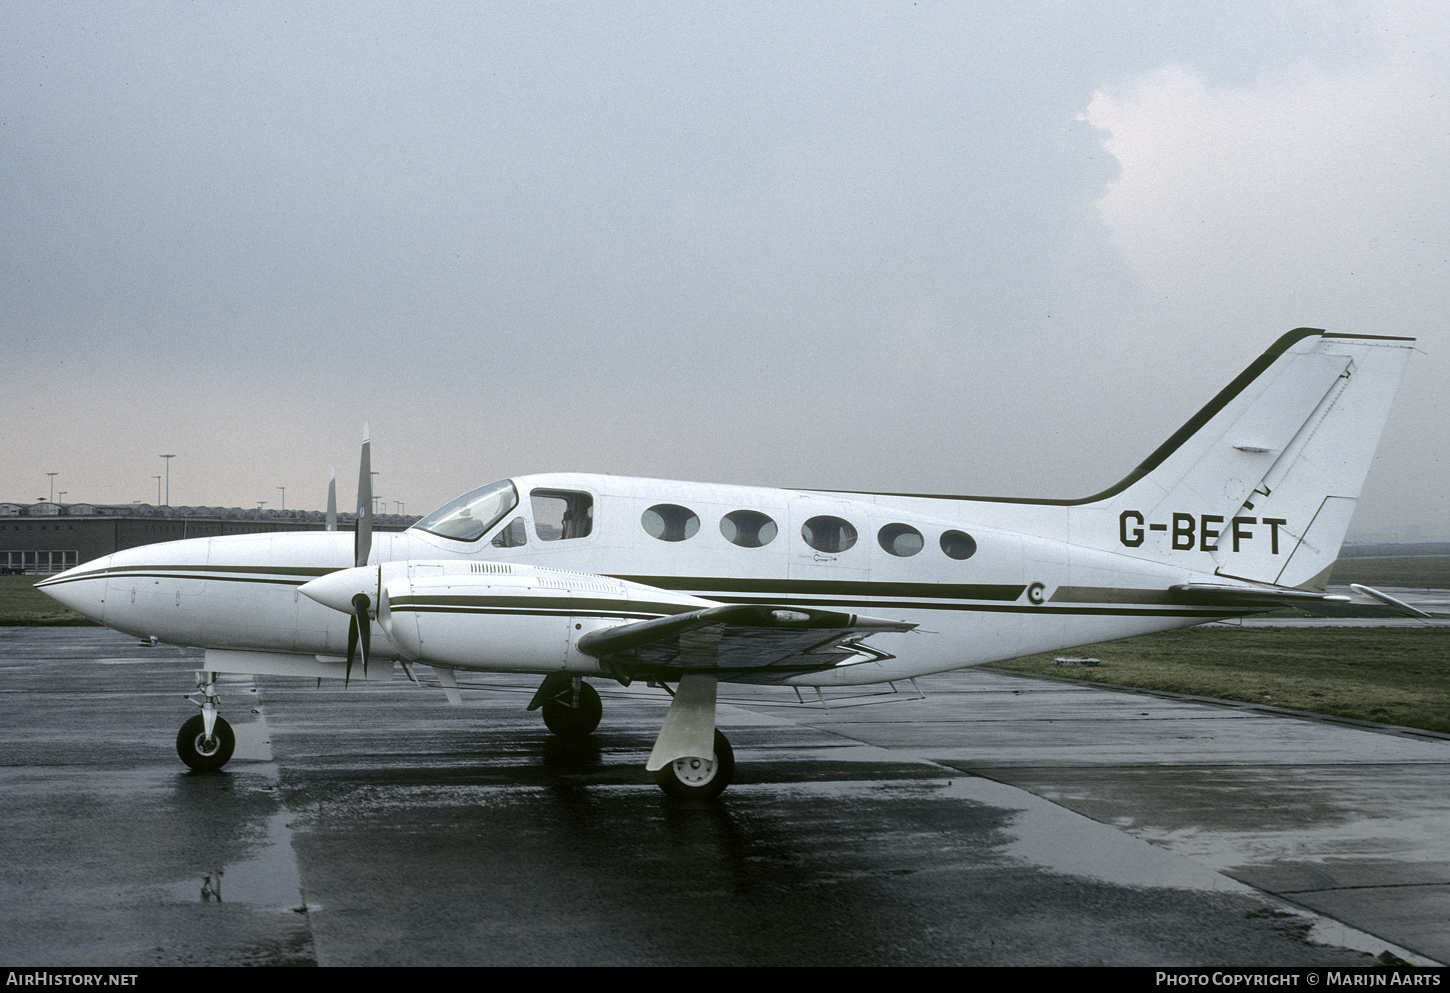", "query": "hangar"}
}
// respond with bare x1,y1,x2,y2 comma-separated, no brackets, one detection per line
0,501,416,575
